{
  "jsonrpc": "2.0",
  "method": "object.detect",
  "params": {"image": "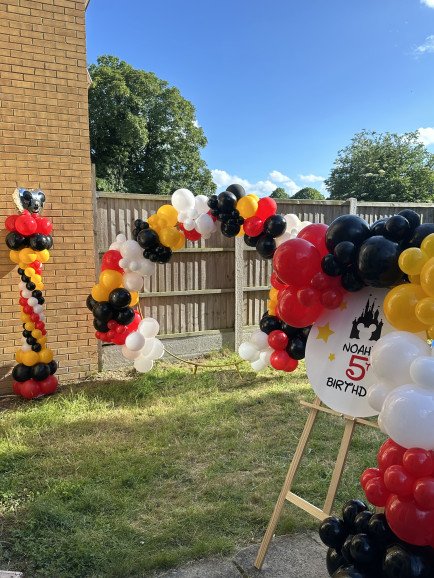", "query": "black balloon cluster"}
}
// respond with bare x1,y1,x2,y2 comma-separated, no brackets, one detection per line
259,312,311,360
244,214,287,259
87,287,136,333
6,231,53,253
133,218,172,264
319,500,434,578
321,210,432,291
207,184,246,238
